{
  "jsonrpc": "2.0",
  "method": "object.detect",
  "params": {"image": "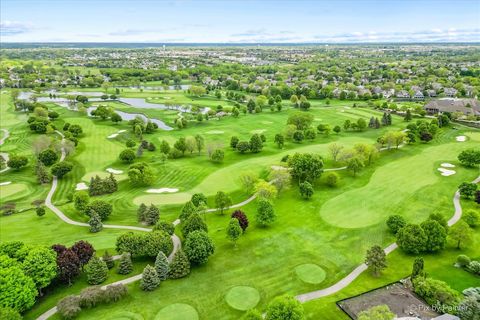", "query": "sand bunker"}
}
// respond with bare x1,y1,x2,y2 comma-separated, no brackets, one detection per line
440,163,455,168
437,168,456,176
75,182,88,190
456,136,466,142
106,168,124,174
206,130,224,134
146,188,179,194
250,129,267,134
107,130,127,139
0,181,12,186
